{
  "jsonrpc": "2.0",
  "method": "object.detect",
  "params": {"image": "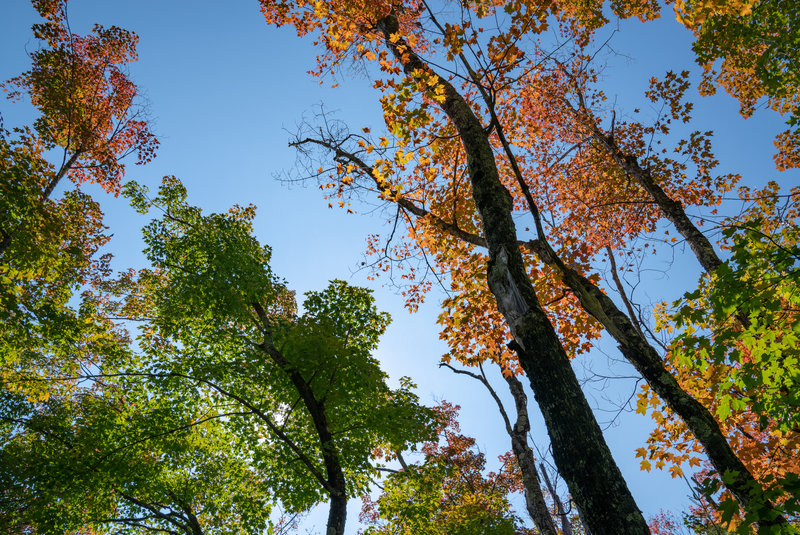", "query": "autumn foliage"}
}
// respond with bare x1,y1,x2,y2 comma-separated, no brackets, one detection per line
361,403,535,535
3,0,800,533
3,0,157,195
262,0,800,530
